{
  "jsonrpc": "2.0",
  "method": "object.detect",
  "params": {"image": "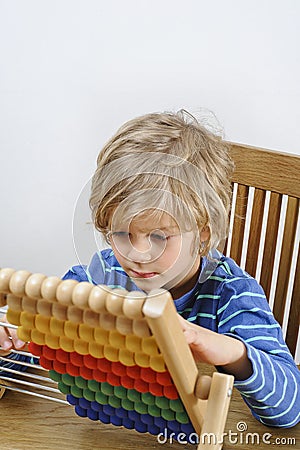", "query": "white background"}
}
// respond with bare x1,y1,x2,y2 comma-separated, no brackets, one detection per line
0,0,299,273
0,1,299,361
